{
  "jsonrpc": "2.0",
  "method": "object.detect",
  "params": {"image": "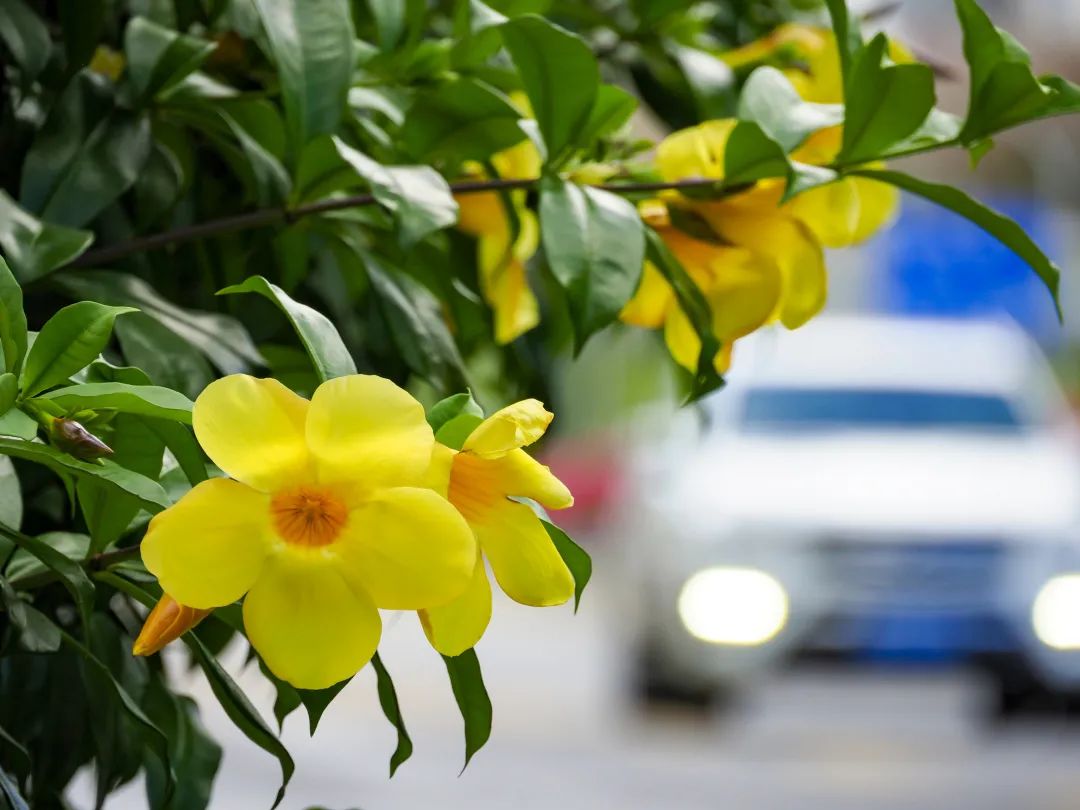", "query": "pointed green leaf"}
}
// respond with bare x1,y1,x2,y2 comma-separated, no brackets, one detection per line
0,522,94,628
839,33,936,164
539,178,645,351
20,301,137,397
442,649,492,771
737,67,844,153
0,0,50,80
542,520,592,613
643,227,724,400
371,653,413,777
500,15,599,163
0,191,93,282
218,275,356,382
0,437,170,513
823,0,860,81
38,382,194,423
123,16,217,102
851,168,1061,316
401,78,527,163
427,392,484,435
252,0,355,148
0,257,27,376
333,138,459,249
0,577,61,652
